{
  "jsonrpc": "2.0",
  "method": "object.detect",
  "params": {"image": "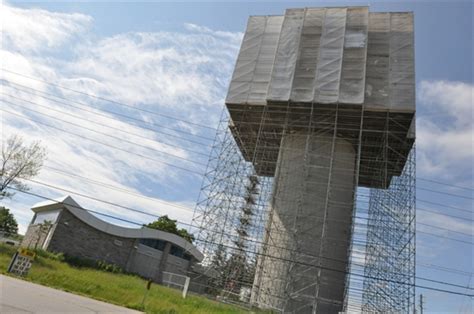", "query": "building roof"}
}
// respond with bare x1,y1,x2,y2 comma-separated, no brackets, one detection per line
31,196,204,261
